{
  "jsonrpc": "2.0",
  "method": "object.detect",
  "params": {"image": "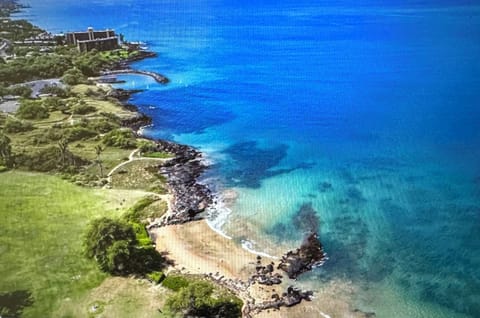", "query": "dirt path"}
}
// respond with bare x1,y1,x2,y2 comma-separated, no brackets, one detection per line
107,149,171,177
